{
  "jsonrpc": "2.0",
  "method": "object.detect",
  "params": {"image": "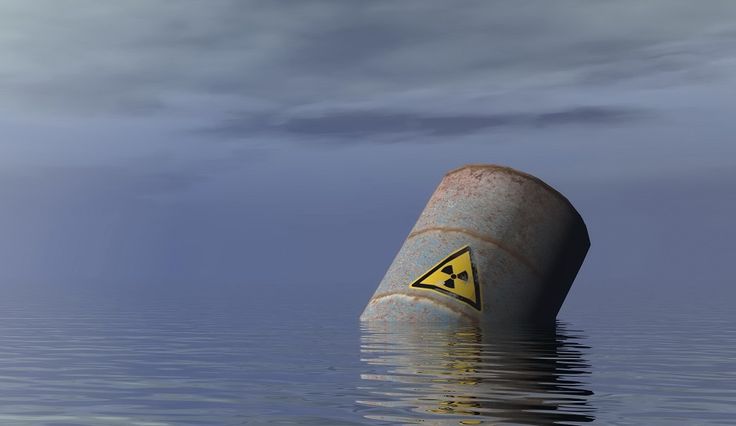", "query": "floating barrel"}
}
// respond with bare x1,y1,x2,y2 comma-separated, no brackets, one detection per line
360,164,590,325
